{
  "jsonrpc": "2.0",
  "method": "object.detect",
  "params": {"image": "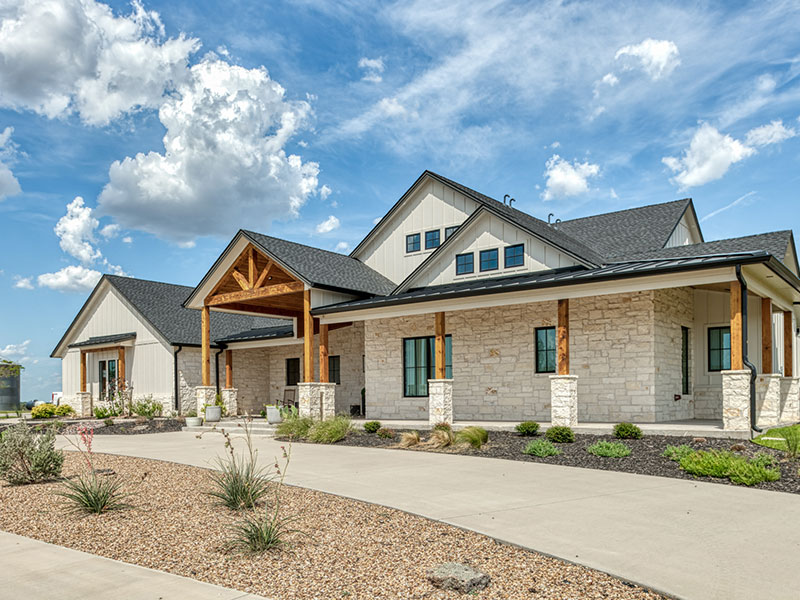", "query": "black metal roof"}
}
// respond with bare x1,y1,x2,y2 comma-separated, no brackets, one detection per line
215,324,295,343
68,332,136,348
